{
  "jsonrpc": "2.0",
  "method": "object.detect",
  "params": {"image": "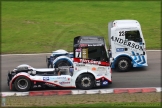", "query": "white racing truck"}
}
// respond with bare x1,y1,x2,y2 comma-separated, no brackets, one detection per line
47,19,148,72
108,20,148,71
8,36,112,92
